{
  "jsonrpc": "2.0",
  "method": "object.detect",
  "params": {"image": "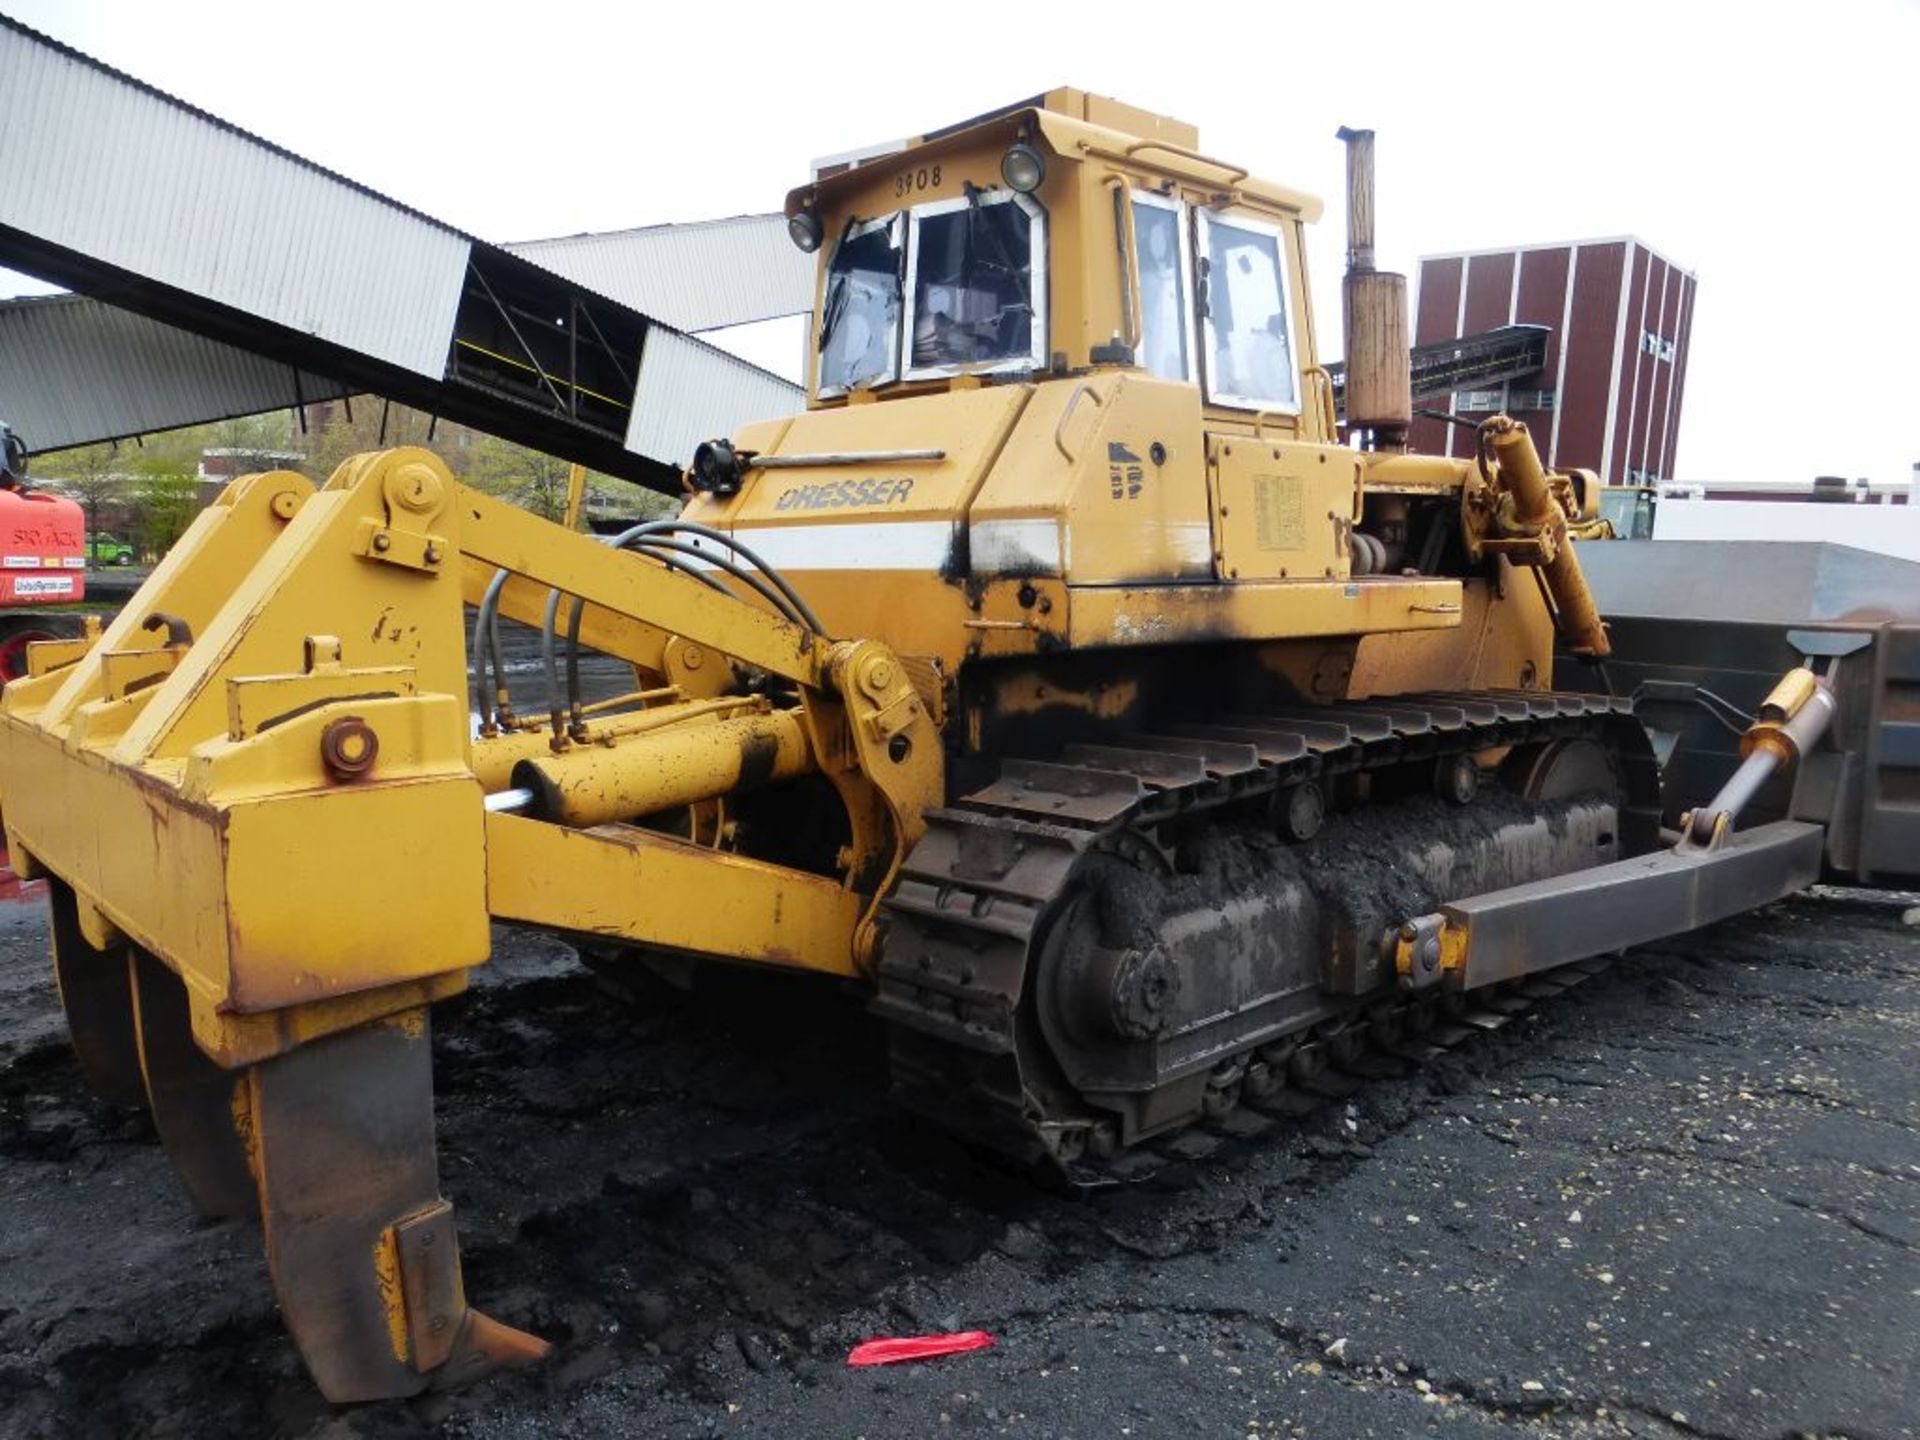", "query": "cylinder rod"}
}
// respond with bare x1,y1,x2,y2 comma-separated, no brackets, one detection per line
1486,418,1610,657
1683,677,1836,846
